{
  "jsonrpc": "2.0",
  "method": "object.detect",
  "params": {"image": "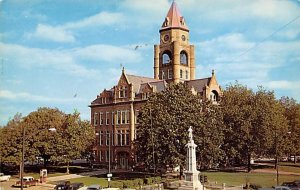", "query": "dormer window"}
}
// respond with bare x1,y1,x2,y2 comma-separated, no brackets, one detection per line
142,92,150,100
119,86,127,98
